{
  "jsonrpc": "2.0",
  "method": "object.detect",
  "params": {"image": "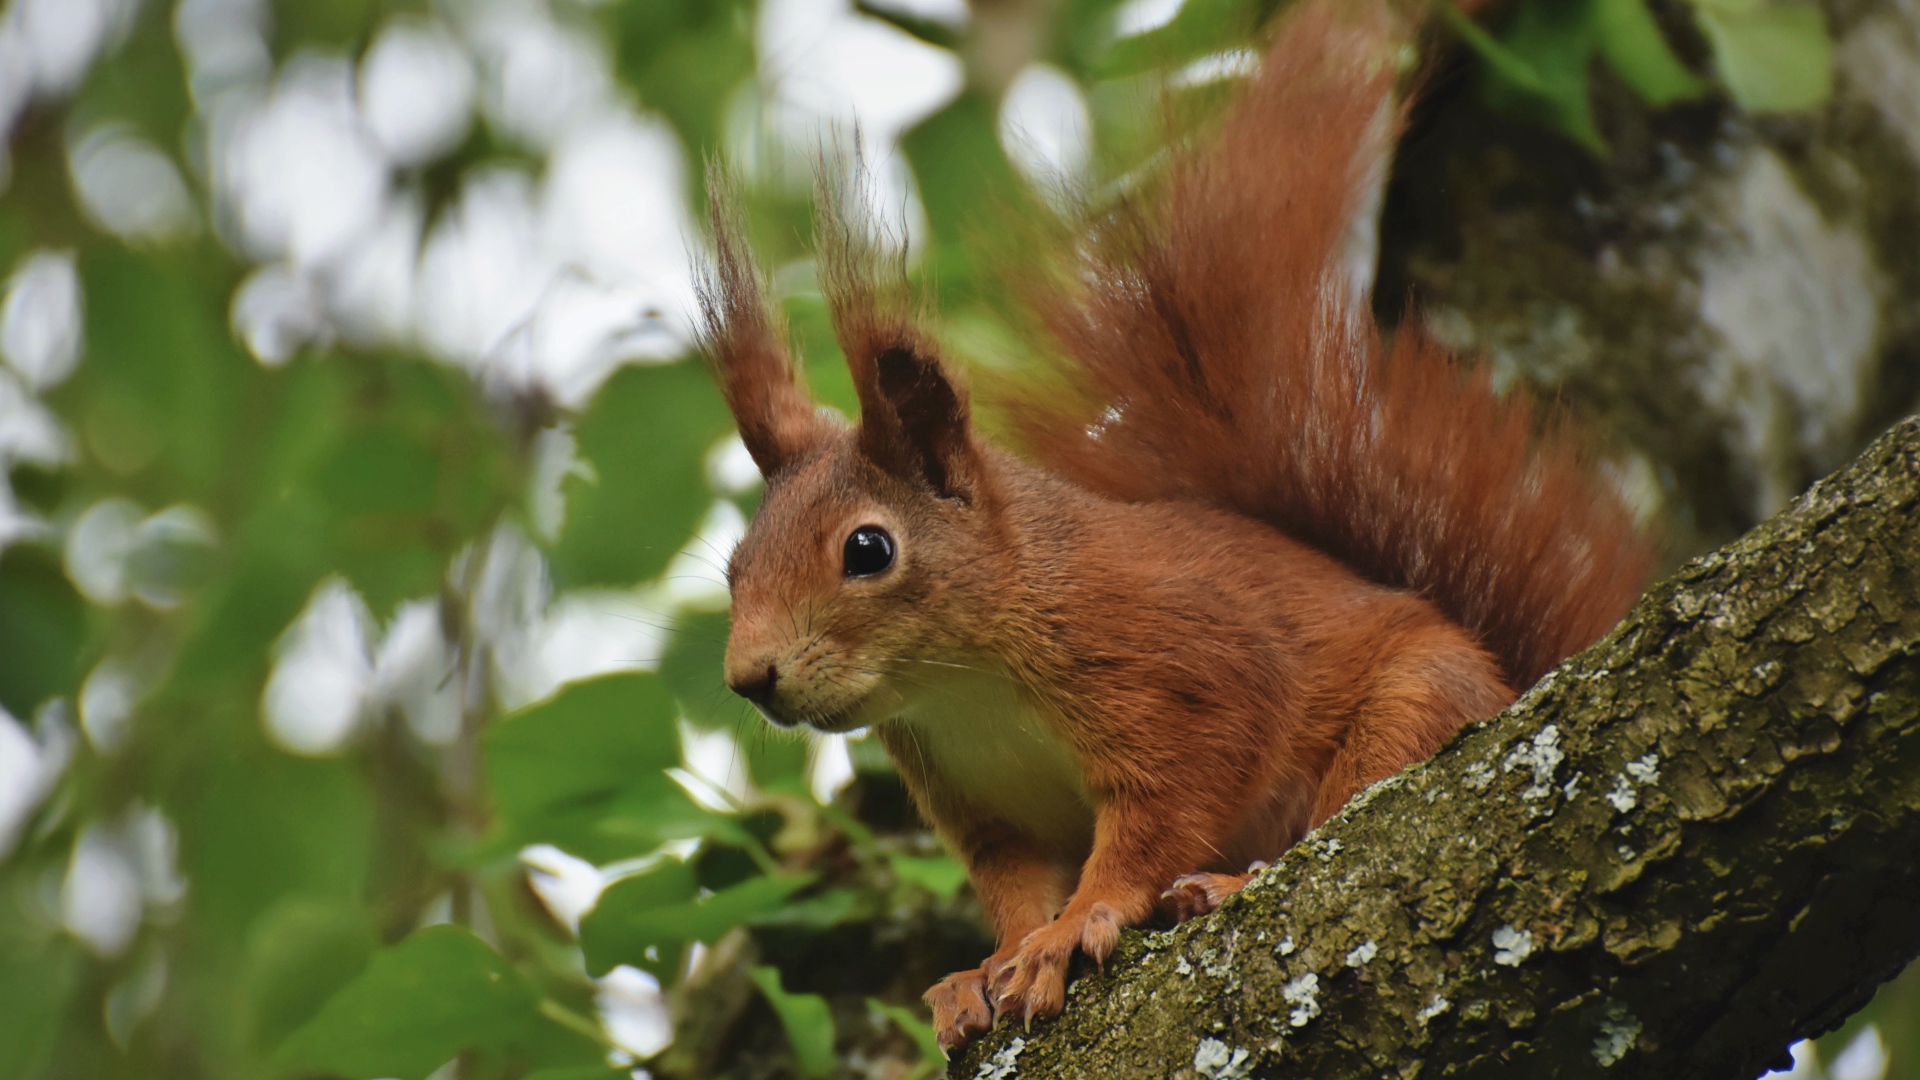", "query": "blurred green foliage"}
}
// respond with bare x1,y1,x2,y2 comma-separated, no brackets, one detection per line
0,0,1880,1079
1444,0,1832,154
